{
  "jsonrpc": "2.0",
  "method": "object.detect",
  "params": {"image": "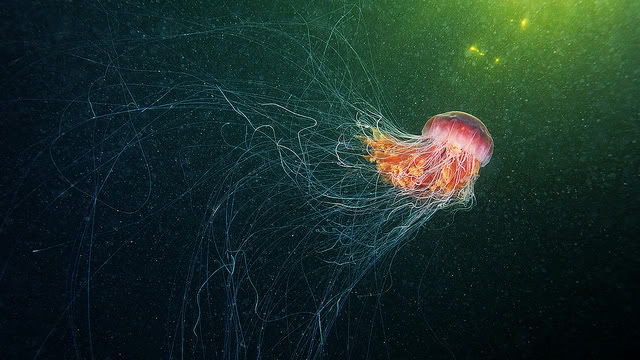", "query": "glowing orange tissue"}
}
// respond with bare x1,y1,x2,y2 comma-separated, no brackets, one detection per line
361,111,493,200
